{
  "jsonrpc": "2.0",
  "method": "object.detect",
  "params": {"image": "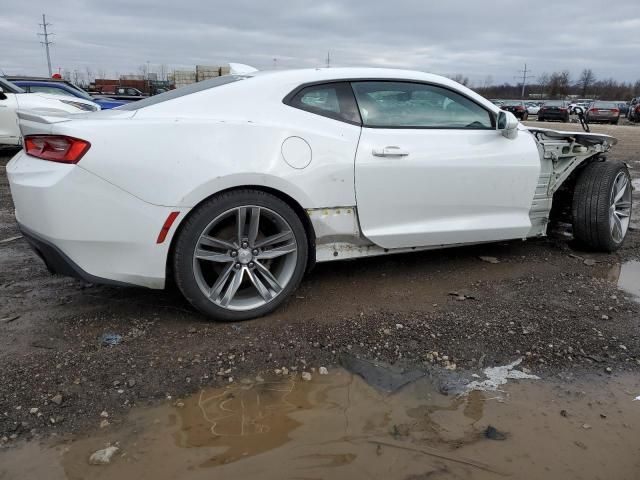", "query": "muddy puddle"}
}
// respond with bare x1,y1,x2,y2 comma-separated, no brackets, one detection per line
1,366,639,480
608,260,640,301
